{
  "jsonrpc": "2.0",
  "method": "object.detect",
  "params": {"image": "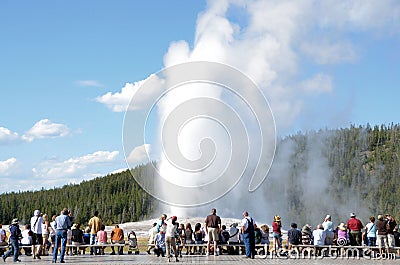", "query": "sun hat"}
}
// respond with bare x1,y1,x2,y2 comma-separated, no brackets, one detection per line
325,215,331,220
338,223,346,231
